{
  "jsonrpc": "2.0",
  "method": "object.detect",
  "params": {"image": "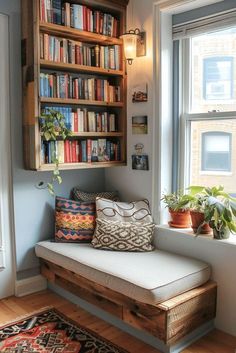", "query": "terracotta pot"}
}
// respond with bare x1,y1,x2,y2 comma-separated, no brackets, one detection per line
190,211,212,235
213,228,230,240
168,209,191,228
